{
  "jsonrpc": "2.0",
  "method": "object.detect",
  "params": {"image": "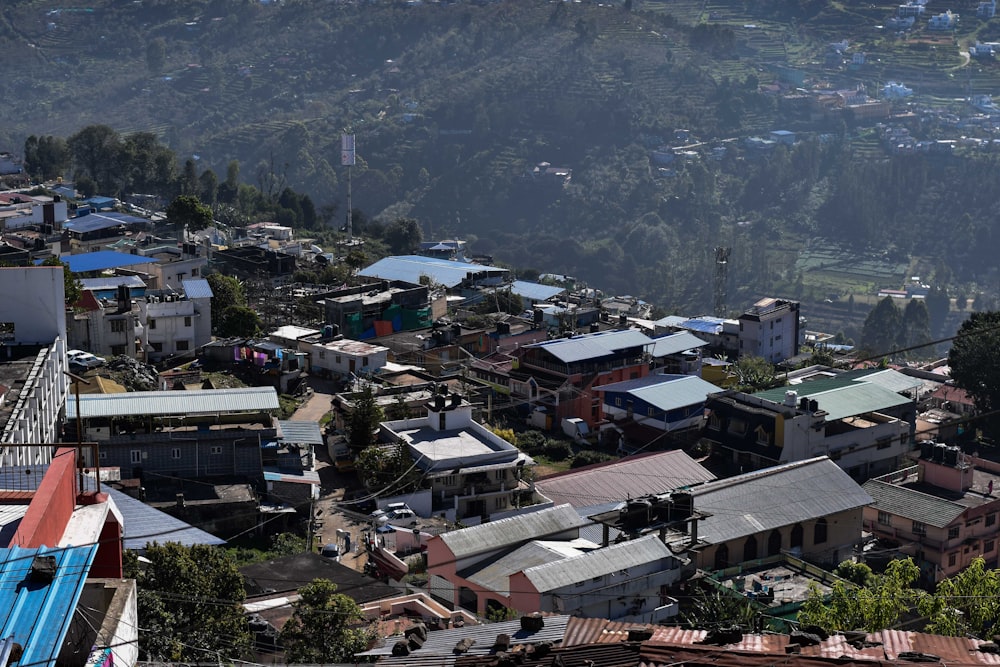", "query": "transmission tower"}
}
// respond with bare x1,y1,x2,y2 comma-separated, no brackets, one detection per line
714,246,731,317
